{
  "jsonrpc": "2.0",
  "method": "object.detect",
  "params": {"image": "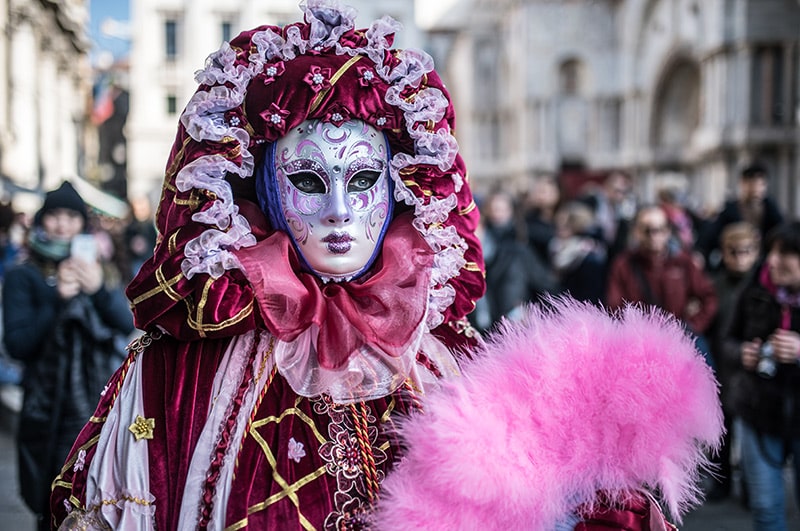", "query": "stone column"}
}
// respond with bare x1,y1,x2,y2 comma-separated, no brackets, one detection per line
4,8,39,189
